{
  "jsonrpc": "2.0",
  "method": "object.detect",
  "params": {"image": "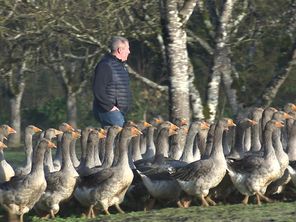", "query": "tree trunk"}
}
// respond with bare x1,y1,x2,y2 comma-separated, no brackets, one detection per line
206,0,238,122
221,52,240,114
9,82,25,146
67,92,77,128
161,0,197,121
188,60,204,120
